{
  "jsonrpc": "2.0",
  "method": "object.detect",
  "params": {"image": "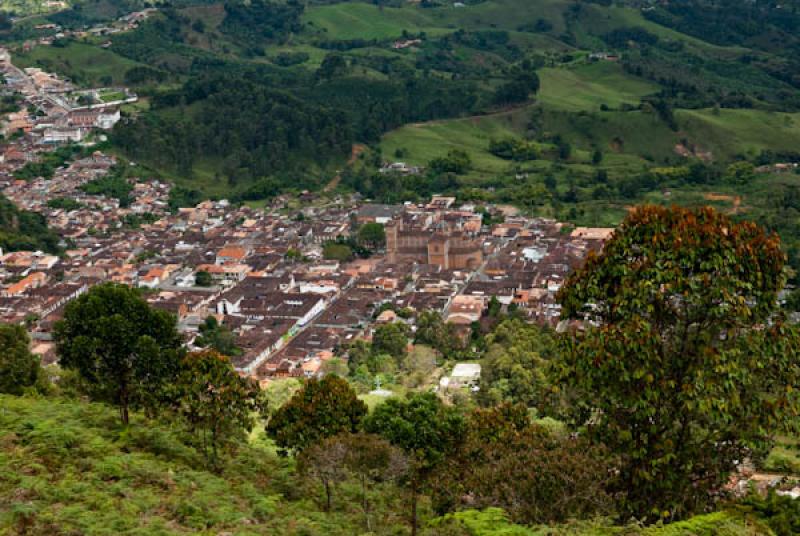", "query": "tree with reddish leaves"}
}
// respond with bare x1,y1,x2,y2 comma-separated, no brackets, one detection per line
557,205,800,522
